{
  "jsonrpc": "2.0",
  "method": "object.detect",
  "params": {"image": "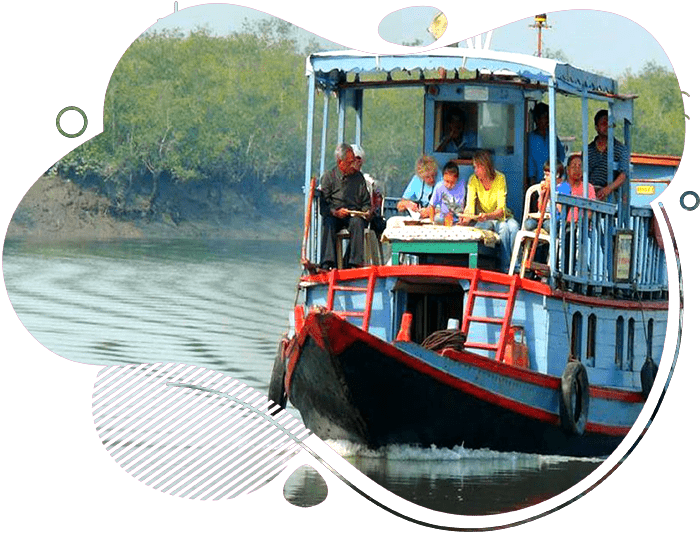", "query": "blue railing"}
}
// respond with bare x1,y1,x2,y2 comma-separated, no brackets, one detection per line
553,195,666,295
